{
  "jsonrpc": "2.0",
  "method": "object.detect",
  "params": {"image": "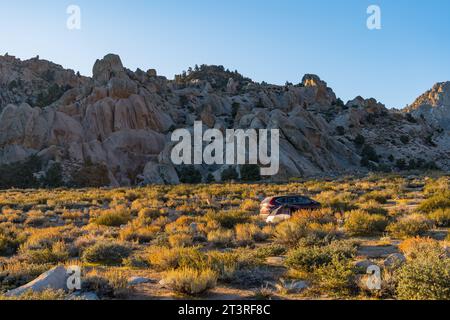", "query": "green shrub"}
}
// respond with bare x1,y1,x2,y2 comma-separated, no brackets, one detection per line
354,134,365,146
207,229,234,247
313,256,356,297
240,165,261,182
206,210,249,229
387,214,432,238
0,289,68,300
254,244,287,259
360,191,391,204
92,208,131,227
286,241,356,273
0,155,41,189
82,242,132,266
428,208,450,227
178,167,202,184
162,268,217,295
22,241,70,264
41,162,64,188
418,191,450,213
147,247,207,271
395,251,450,300
35,84,68,108
400,135,410,145
72,162,110,187
221,167,239,182
344,210,388,236
273,219,309,247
